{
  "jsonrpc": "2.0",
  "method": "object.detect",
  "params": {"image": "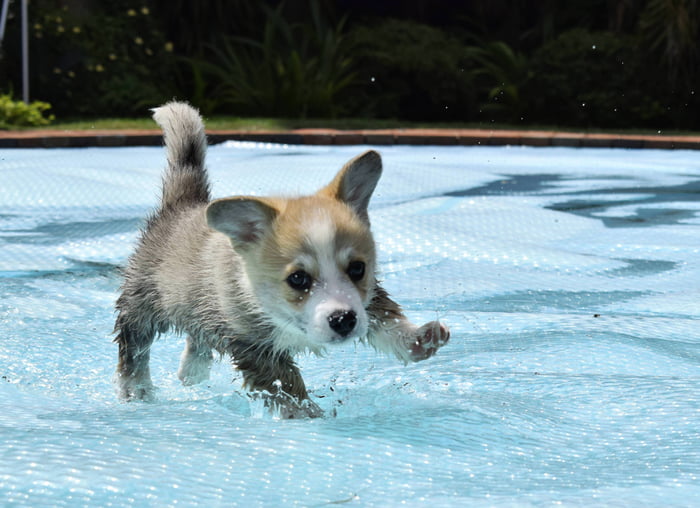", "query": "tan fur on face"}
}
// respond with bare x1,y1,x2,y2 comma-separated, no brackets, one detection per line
235,194,376,350
265,196,375,304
